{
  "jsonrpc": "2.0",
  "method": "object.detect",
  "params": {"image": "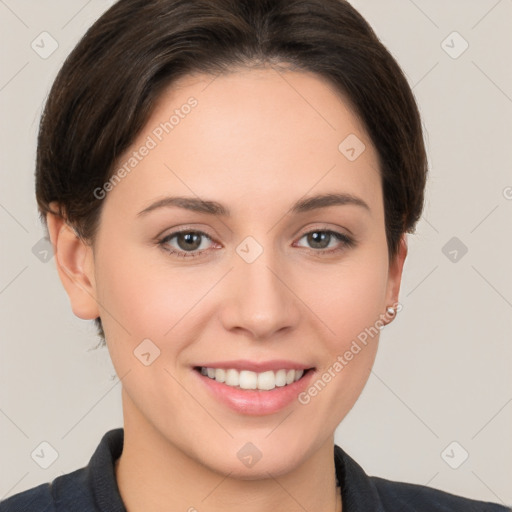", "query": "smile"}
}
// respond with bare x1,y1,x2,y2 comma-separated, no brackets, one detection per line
193,360,315,415
198,367,306,391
